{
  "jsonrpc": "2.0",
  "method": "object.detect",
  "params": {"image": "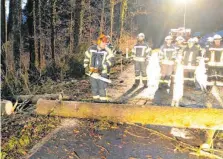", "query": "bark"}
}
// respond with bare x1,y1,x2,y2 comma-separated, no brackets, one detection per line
36,99,223,130
38,0,43,69
1,100,14,115
1,0,6,73
100,0,105,35
119,0,127,40
9,0,22,71
14,94,64,103
27,0,36,71
73,0,82,47
110,0,115,41
69,10,73,54
50,0,56,61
